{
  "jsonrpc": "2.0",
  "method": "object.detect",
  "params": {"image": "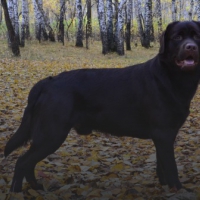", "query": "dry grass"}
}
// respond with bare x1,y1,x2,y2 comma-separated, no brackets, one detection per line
0,40,159,70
